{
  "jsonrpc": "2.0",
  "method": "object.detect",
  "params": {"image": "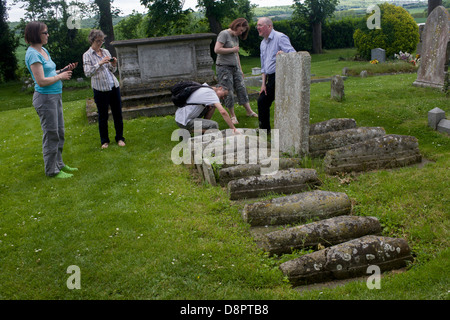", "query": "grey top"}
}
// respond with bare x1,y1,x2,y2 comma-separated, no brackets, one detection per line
216,29,239,67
